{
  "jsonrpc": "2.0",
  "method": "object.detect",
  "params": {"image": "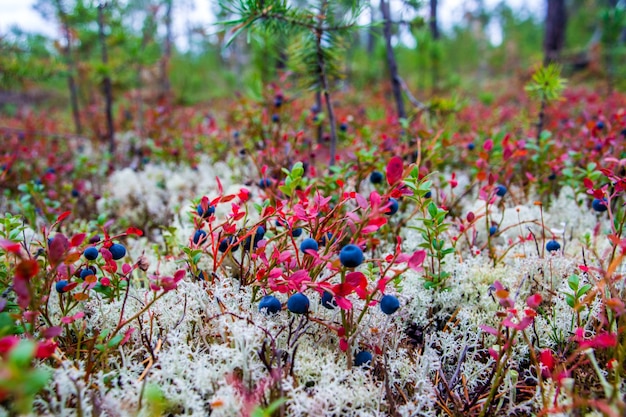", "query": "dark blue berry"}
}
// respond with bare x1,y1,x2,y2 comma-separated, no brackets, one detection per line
339,123,347,132
489,226,498,236
546,240,561,252
354,350,373,366
467,143,475,150
300,238,319,253
259,295,282,315
319,232,334,246
596,121,605,130
84,247,99,260
495,185,507,197
259,178,272,189
424,191,432,199
109,243,126,260
321,291,336,309
287,293,309,314
196,203,215,219
71,189,80,198
339,244,364,268
89,235,101,244
592,198,608,212
56,280,68,293
218,237,231,253
256,226,266,238
291,227,303,237
370,171,383,184
272,114,280,123
380,295,400,315
193,230,207,245
80,268,95,279
386,198,399,215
